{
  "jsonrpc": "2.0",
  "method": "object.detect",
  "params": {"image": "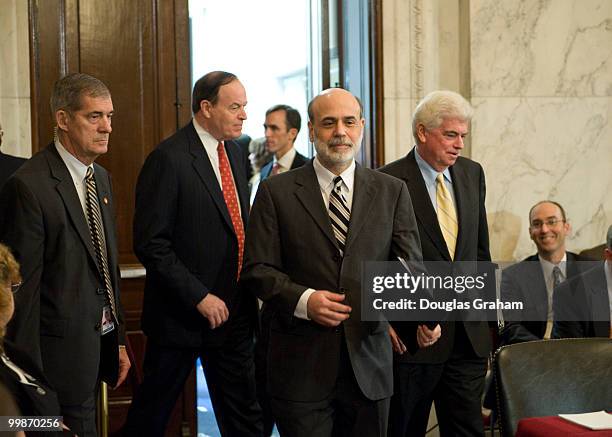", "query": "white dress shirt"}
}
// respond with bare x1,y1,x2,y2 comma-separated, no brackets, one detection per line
294,157,356,319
